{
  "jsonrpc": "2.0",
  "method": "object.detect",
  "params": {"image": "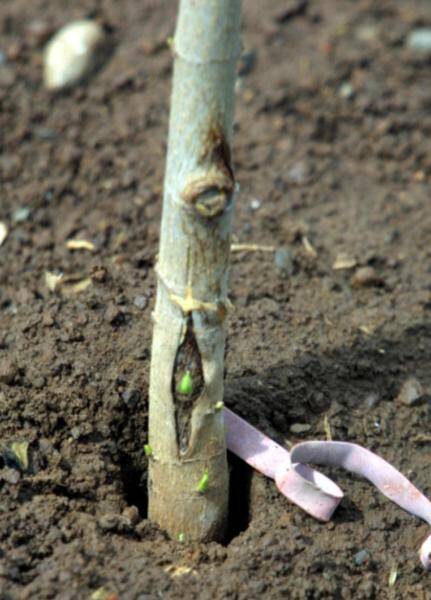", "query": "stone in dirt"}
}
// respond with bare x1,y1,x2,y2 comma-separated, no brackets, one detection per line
290,423,311,435
395,377,424,407
350,267,383,288
407,29,431,54
43,20,108,91
0,358,18,385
